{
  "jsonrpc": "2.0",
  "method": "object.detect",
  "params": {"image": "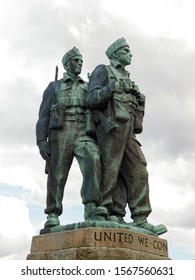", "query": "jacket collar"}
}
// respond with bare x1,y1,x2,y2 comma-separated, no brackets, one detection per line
63,72,85,84
110,60,130,77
